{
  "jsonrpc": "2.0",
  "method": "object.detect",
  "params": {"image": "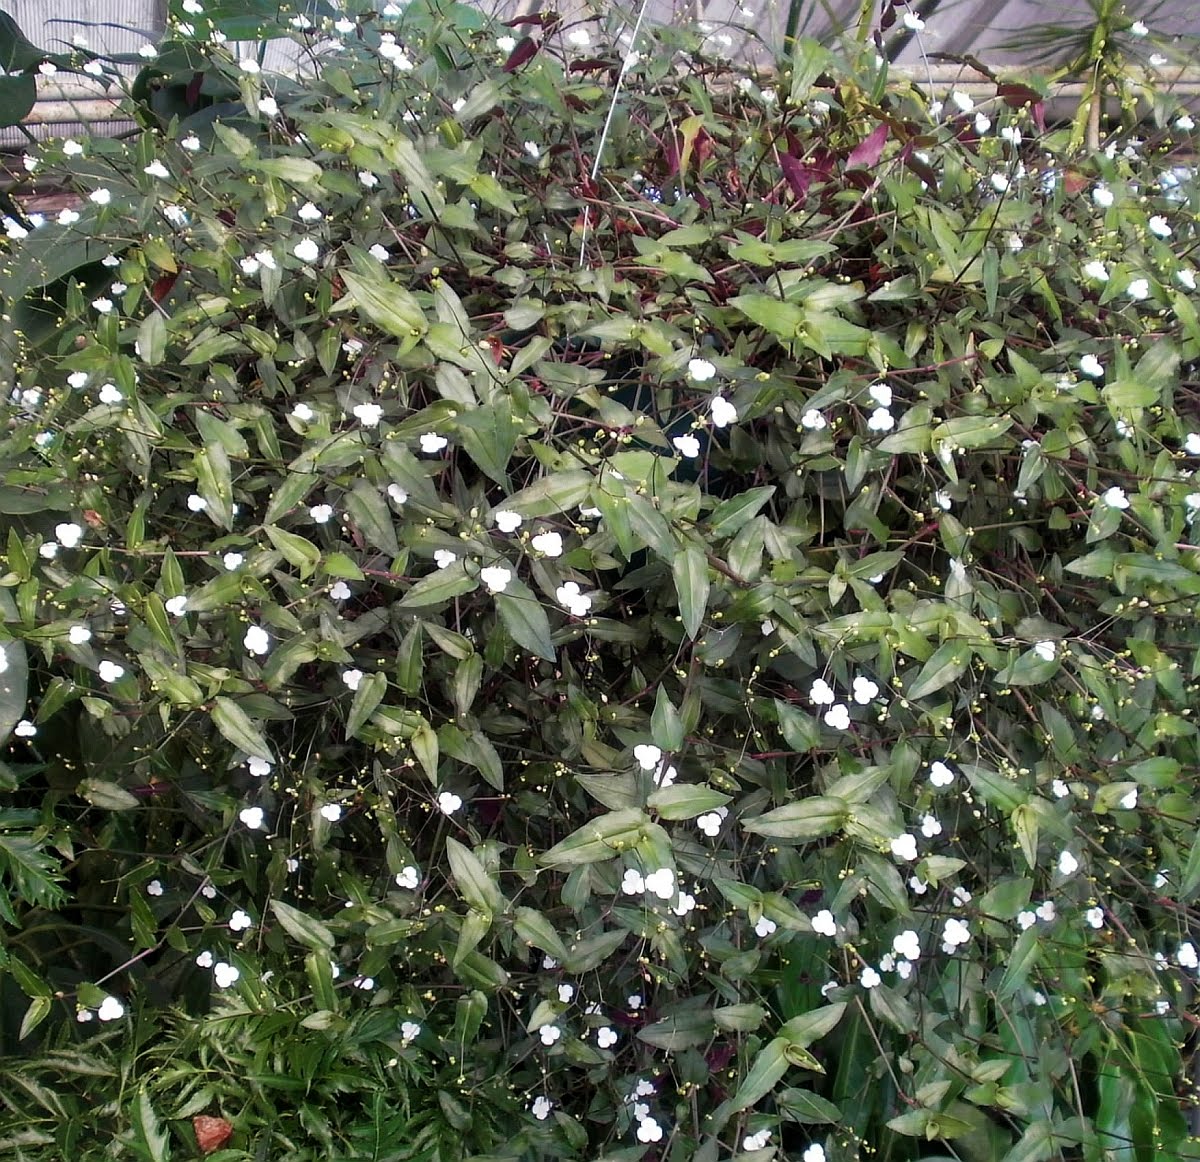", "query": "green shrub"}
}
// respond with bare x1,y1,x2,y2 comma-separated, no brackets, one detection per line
1,3,1200,1159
